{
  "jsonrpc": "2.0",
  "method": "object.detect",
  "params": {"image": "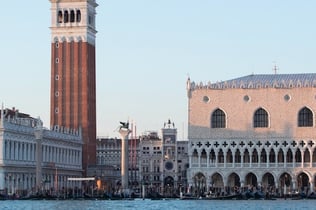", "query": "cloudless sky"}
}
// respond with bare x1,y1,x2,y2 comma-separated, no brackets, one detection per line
1,1,316,138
